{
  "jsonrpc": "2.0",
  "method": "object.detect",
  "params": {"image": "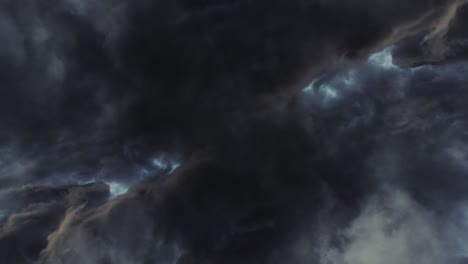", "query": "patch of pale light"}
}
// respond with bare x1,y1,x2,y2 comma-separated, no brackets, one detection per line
0,156,37,180
451,205,468,259
139,168,150,177
322,85,338,99
0,209,7,221
445,143,468,170
170,163,181,173
368,47,397,69
302,79,341,106
303,79,317,92
106,181,130,199
343,70,356,87
151,156,181,174
171,243,187,264
303,80,338,97
152,158,166,168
